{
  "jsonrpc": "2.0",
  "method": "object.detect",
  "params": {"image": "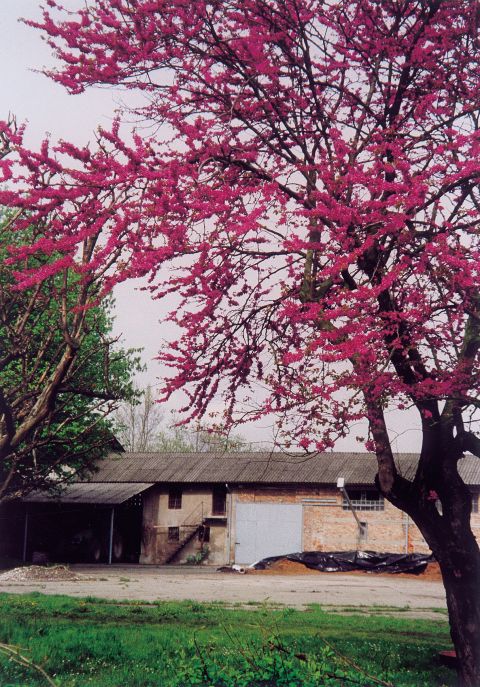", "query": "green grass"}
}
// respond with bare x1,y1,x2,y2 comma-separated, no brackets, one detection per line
0,593,454,687
321,604,449,617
